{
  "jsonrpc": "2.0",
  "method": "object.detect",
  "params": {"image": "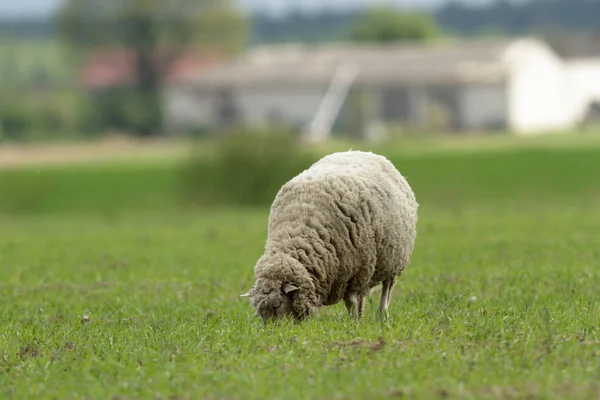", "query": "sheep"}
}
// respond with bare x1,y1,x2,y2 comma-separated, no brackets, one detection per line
240,150,418,324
